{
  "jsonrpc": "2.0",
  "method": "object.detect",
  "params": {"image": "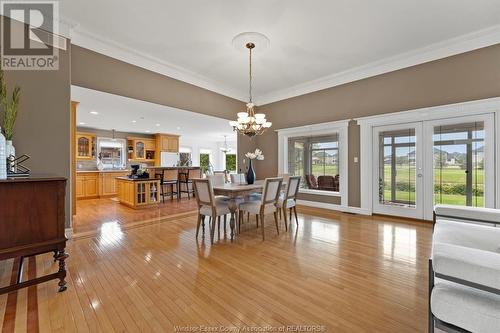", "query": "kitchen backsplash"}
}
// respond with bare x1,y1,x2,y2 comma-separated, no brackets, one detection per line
77,159,155,171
